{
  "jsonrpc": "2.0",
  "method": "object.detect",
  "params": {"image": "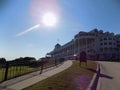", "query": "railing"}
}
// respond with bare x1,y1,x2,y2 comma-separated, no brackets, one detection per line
0,59,64,83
